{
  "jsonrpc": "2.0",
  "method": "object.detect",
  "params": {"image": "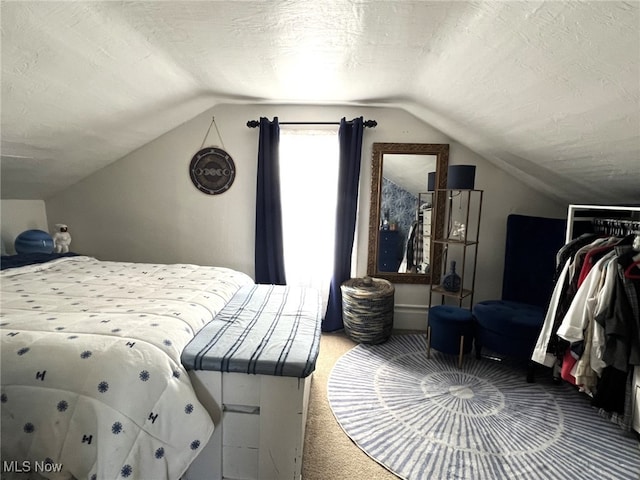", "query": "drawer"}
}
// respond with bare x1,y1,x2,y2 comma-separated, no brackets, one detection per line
223,445,258,479
223,411,260,448
222,411,261,479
